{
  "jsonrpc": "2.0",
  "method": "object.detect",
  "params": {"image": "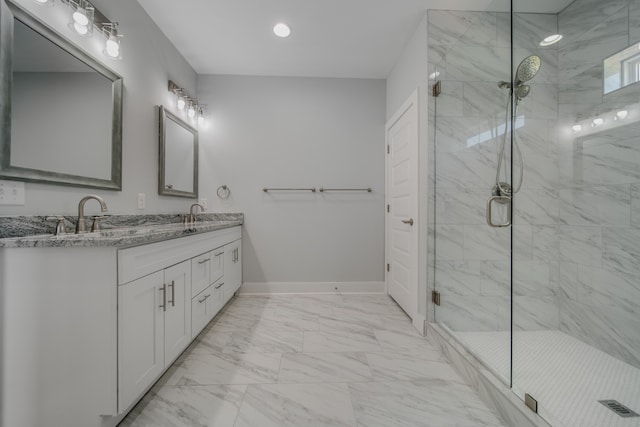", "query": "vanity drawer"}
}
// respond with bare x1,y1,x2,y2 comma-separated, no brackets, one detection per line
191,253,212,297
